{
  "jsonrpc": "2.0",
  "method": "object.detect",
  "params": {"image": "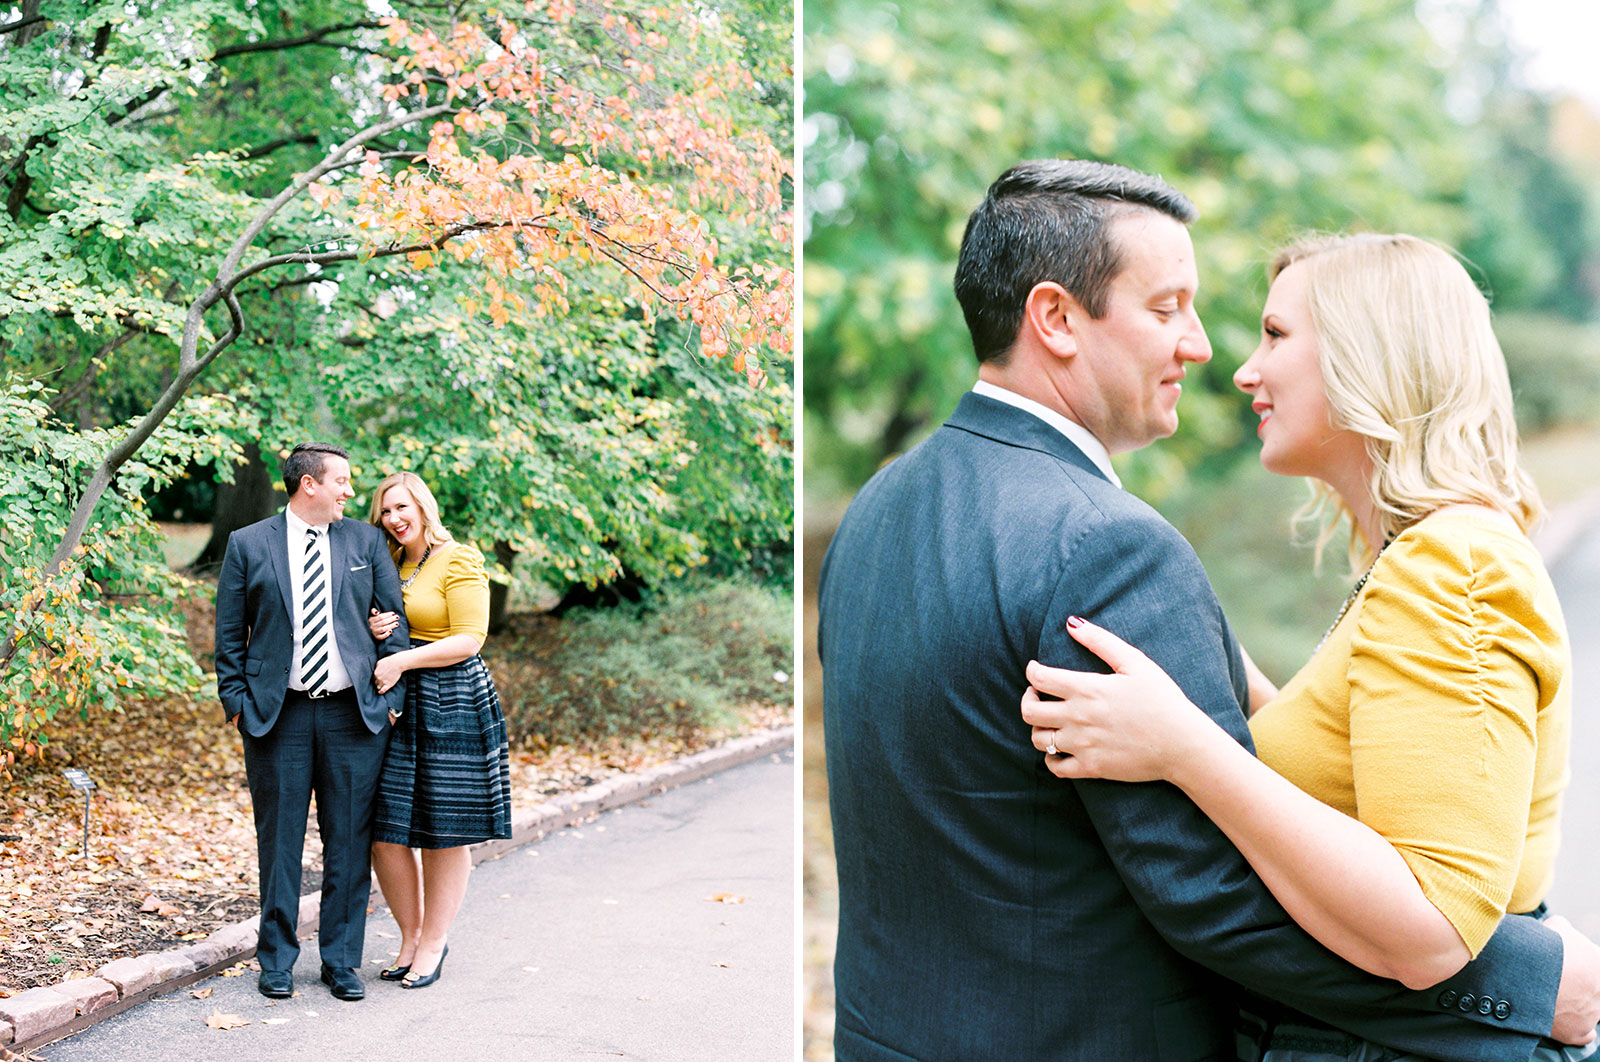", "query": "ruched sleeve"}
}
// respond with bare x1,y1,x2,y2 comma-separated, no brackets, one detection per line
440,543,490,646
1346,522,1564,955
